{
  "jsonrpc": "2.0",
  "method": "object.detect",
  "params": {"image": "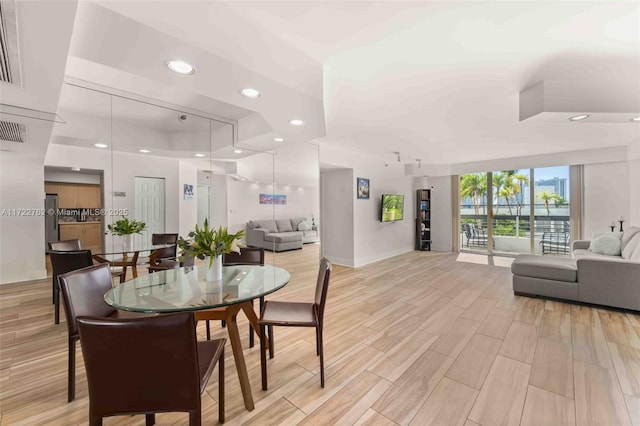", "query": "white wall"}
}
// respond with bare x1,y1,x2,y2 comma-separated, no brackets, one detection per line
629,159,640,226
428,176,453,252
44,170,101,184
0,156,47,284
320,169,355,266
353,168,415,267
226,178,319,236
583,161,631,237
